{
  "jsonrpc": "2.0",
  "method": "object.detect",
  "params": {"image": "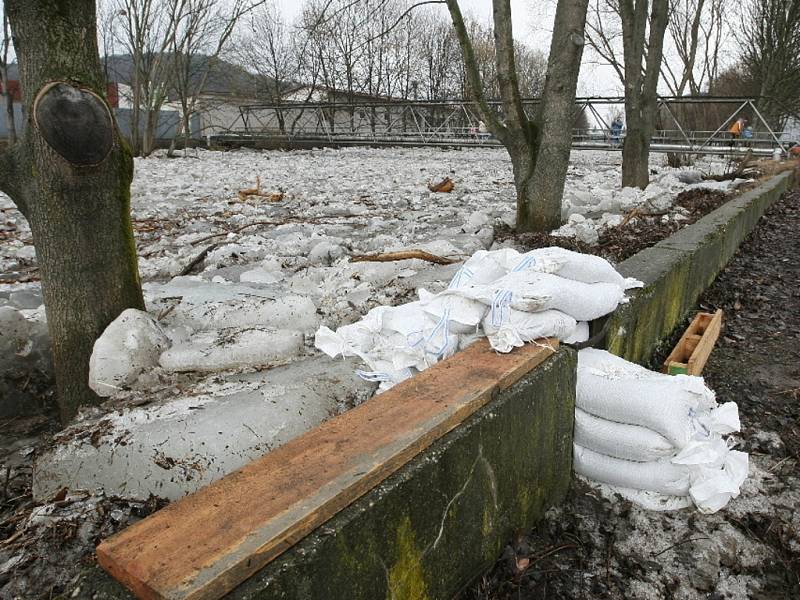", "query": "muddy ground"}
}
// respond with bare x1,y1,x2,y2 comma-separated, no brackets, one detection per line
462,189,800,599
